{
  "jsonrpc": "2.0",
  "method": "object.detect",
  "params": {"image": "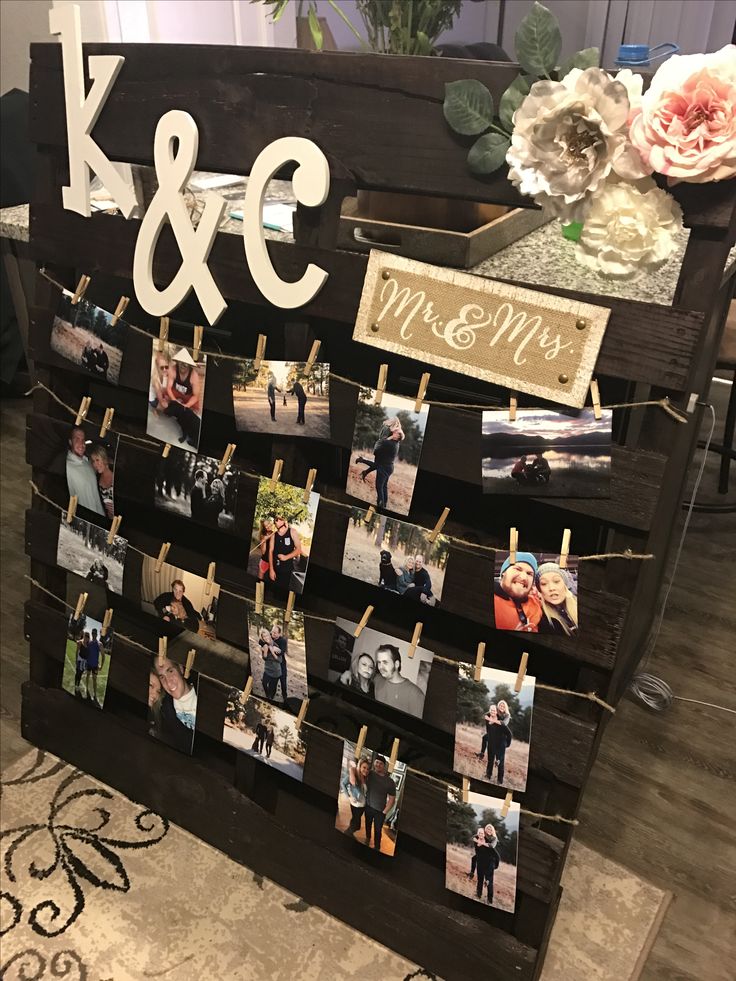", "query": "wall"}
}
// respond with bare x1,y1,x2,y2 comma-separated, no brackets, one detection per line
0,0,53,95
